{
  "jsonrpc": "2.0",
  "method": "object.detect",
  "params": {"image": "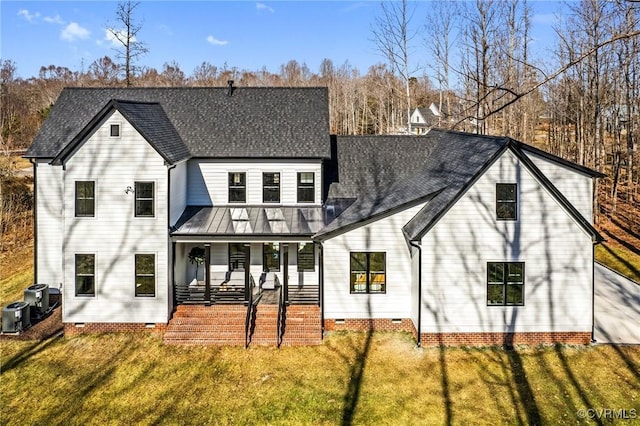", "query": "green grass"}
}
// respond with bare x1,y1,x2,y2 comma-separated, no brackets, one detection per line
0,244,34,307
1,332,639,425
596,243,640,283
